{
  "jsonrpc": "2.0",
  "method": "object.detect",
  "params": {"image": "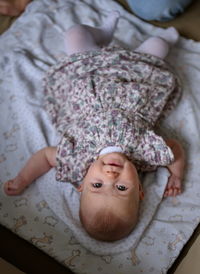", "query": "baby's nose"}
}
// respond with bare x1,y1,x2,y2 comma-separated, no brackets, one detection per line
105,170,119,179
